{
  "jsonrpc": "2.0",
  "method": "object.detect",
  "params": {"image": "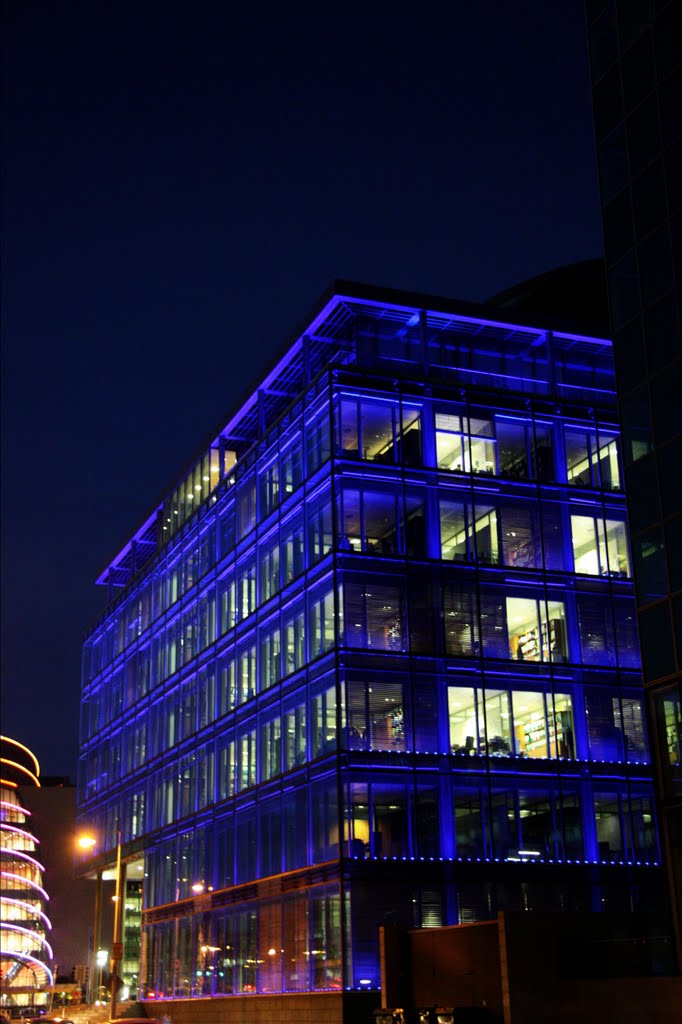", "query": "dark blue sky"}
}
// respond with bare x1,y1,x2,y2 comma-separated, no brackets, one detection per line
0,0,604,779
